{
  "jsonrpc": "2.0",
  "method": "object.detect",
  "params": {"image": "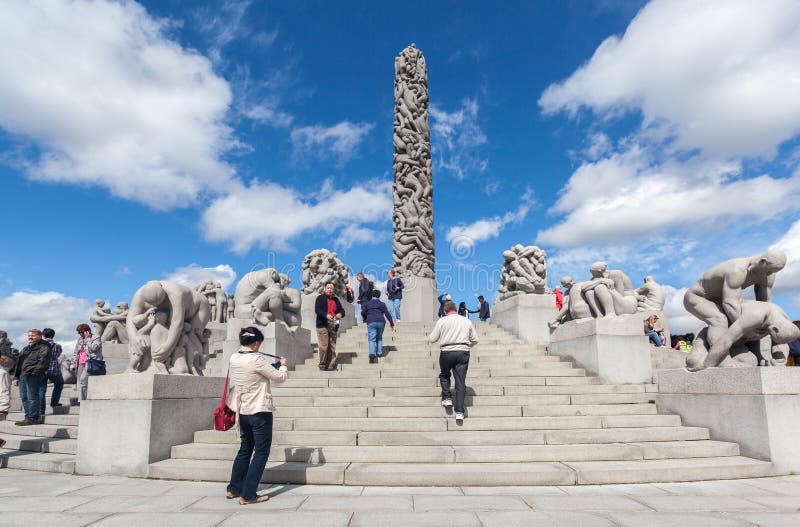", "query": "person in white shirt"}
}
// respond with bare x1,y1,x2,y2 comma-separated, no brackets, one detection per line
226,326,288,505
428,301,479,423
